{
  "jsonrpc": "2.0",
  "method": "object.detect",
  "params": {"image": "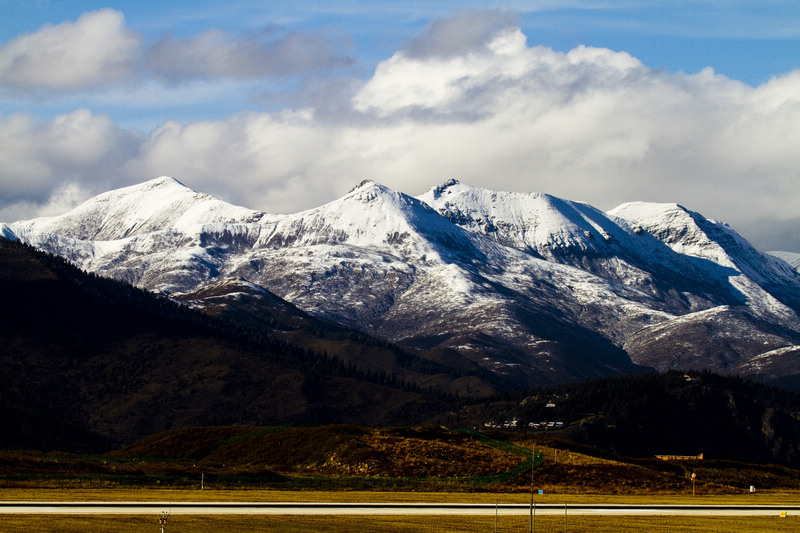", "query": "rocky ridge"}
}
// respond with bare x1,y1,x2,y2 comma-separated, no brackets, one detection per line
4,176,800,388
